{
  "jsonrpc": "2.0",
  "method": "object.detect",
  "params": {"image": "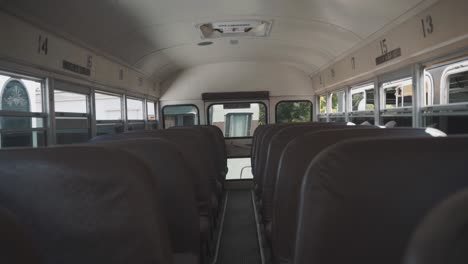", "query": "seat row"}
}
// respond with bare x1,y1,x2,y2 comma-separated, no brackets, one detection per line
0,125,227,264
251,122,468,264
